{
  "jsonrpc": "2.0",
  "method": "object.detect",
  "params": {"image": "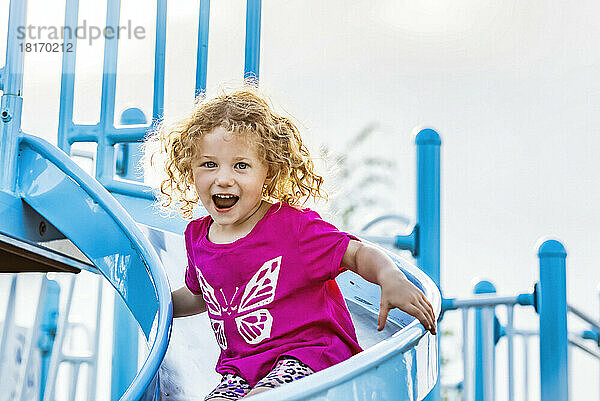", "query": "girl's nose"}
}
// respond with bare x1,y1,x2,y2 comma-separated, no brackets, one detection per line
215,170,234,187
